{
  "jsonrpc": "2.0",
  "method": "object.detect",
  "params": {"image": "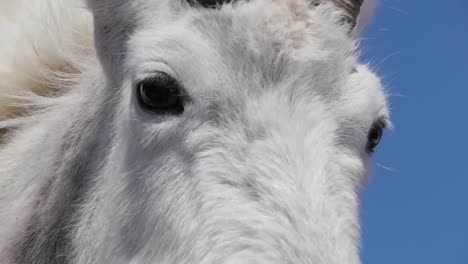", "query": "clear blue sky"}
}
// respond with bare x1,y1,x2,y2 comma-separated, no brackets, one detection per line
360,1,468,263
